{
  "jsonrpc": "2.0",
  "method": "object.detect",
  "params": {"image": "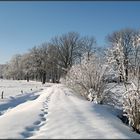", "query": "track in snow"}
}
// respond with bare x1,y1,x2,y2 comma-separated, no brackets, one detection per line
20,94,52,139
